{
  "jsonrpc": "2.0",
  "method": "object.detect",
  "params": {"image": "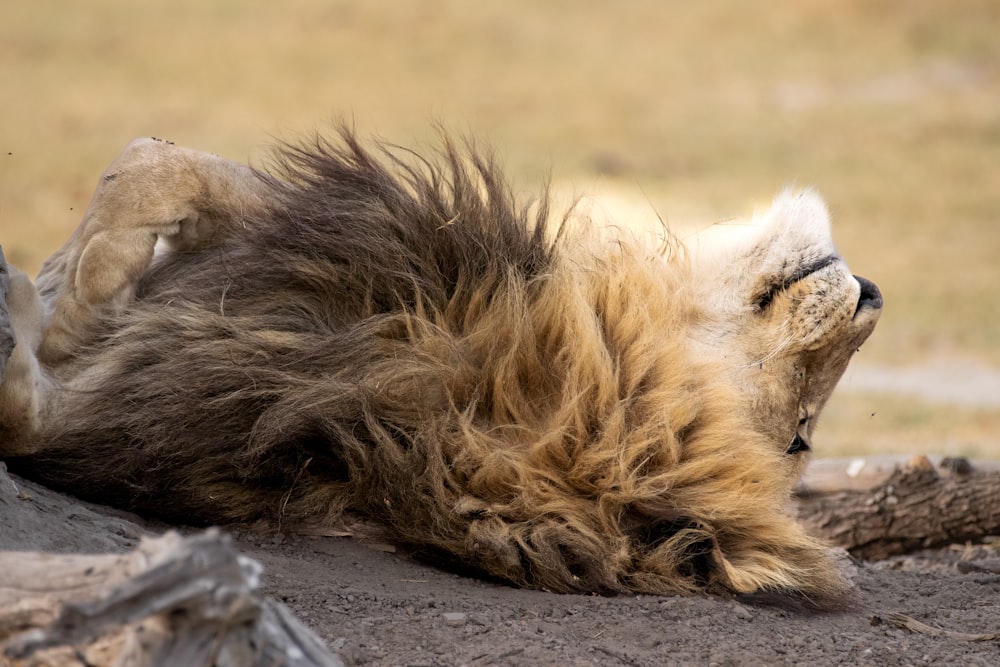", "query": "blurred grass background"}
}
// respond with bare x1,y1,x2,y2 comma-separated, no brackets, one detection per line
2,0,998,458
